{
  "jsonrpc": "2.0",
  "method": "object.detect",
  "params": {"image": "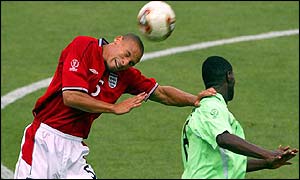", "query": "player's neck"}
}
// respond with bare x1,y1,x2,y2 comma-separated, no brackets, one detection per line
212,84,228,104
